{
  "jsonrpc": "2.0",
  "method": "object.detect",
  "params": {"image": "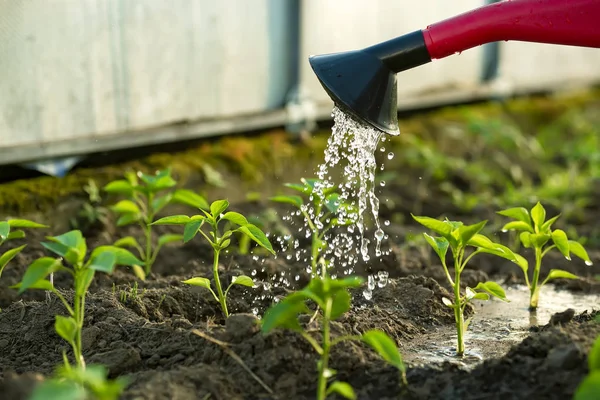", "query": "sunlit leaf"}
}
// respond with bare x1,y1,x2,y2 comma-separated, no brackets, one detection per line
116,213,140,227
0,244,26,278
541,214,561,232
261,292,309,334
87,250,117,273
551,229,570,259
0,221,9,241
569,240,592,264
326,381,356,400
324,193,340,214
18,257,62,294
110,200,140,214
210,200,229,218
183,277,211,289
113,236,140,249
497,207,531,224
361,330,405,373
530,202,546,230
7,219,48,228
221,212,248,226
500,221,533,233
423,234,449,264
183,220,203,243
458,220,487,246
330,290,351,320
473,281,508,302
529,233,551,248
158,234,184,247
103,180,134,195
231,275,254,288
151,215,191,225
55,315,77,345
520,231,532,248
542,269,580,285
171,189,209,210
270,195,303,208
7,230,25,240
411,215,452,237
28,379,84,400
238,224,275,255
